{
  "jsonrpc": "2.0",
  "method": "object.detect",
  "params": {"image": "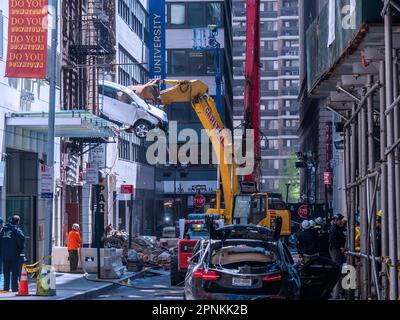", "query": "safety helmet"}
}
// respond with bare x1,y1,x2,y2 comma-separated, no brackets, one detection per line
377,210,383,218
309,220,316,227
333,213,345,220
302,220,311,230
315,217,323,225
72,223,80,230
